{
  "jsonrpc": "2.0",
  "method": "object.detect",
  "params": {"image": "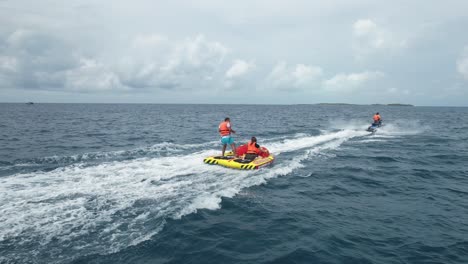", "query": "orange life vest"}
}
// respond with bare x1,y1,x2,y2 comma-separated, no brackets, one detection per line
219,121,230,136
246,141,261,154
373,114,381,122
